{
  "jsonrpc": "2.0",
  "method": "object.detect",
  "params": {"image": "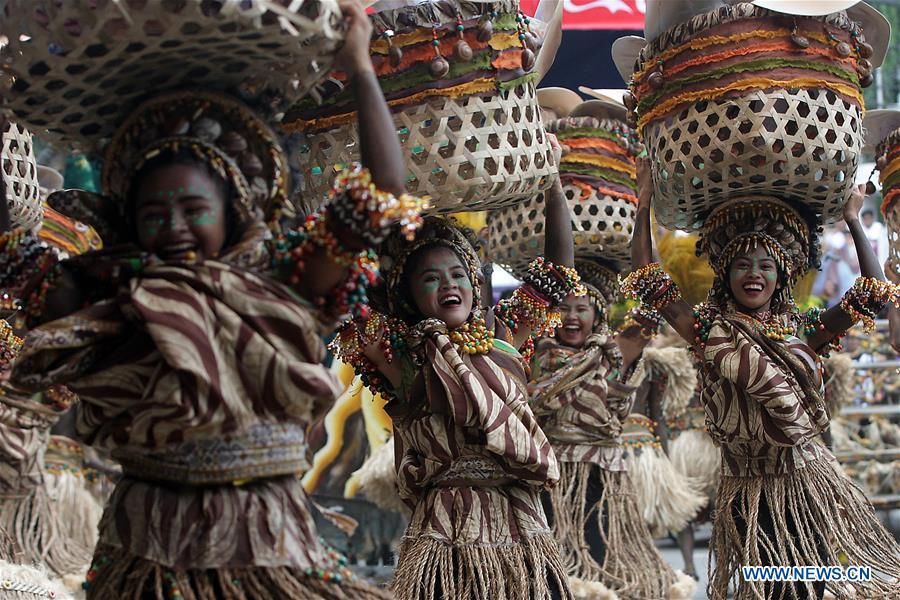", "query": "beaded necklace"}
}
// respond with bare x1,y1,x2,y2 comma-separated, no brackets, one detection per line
448,314,494,355
729,309,796,341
